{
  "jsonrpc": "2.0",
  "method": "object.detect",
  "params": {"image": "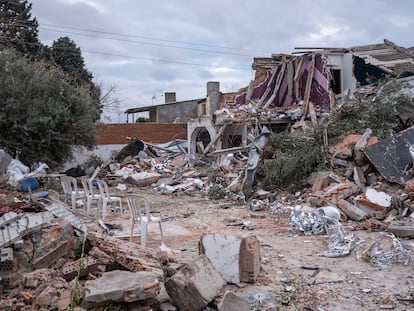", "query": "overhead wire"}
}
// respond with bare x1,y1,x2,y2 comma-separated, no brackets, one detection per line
0,38,252,71
39,27,257,58
40,23,270,54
